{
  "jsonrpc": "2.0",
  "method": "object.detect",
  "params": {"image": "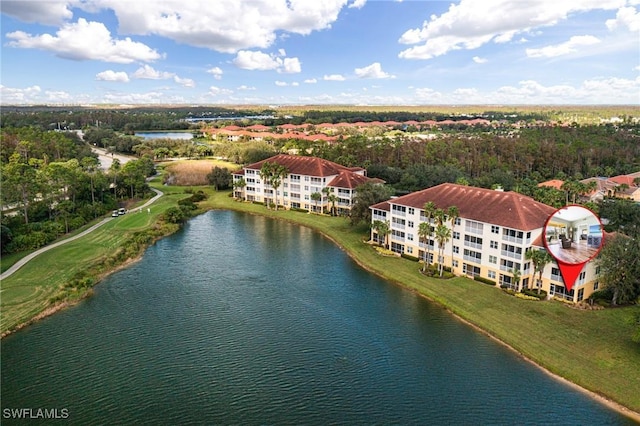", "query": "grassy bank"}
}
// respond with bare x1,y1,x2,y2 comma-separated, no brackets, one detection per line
2,184,639,418
0,186,189,336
